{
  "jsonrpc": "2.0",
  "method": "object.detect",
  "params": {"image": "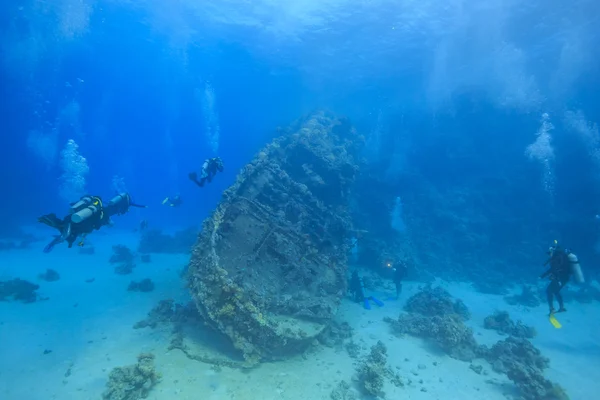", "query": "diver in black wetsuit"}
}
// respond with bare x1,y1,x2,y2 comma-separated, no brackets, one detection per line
540,242,573,315
392,261,408,298
38,193,146,253
189,157,224,188
349,270,365,302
